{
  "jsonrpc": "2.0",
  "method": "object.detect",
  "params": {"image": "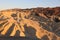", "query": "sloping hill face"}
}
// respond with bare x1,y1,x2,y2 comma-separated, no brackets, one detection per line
0,7,60,40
